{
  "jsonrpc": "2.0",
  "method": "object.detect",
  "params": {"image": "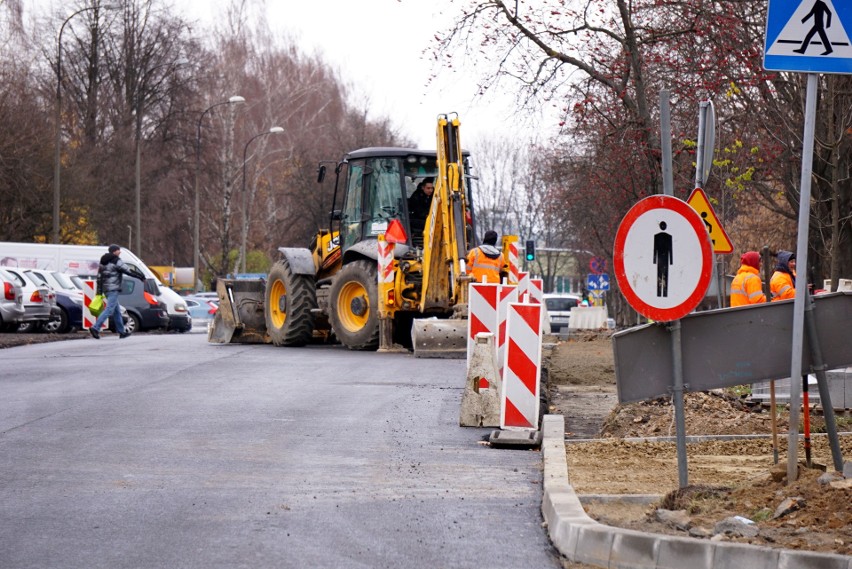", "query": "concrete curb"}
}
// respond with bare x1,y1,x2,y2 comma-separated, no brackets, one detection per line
540,414,852,569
